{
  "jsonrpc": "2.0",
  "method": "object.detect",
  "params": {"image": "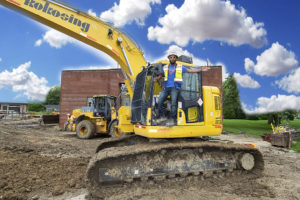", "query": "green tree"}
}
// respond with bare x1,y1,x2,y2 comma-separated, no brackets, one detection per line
266,110,297,126
28,102,45,112
222,75,245,119
45,86,60,105
281,110,297,121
